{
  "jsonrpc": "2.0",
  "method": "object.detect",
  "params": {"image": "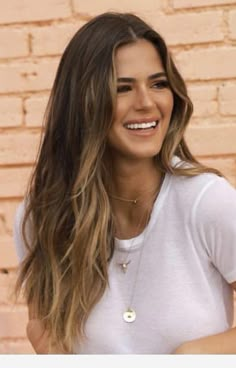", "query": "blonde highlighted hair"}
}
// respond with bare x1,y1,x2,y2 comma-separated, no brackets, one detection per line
15,12,222,352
